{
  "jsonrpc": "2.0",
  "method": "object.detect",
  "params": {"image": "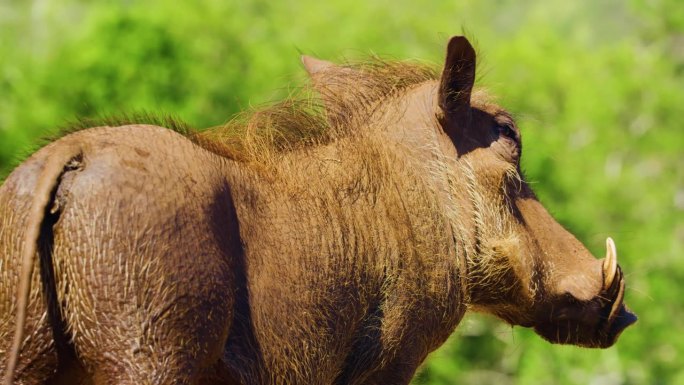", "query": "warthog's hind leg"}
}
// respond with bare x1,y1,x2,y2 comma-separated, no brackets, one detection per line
46,147,237,385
